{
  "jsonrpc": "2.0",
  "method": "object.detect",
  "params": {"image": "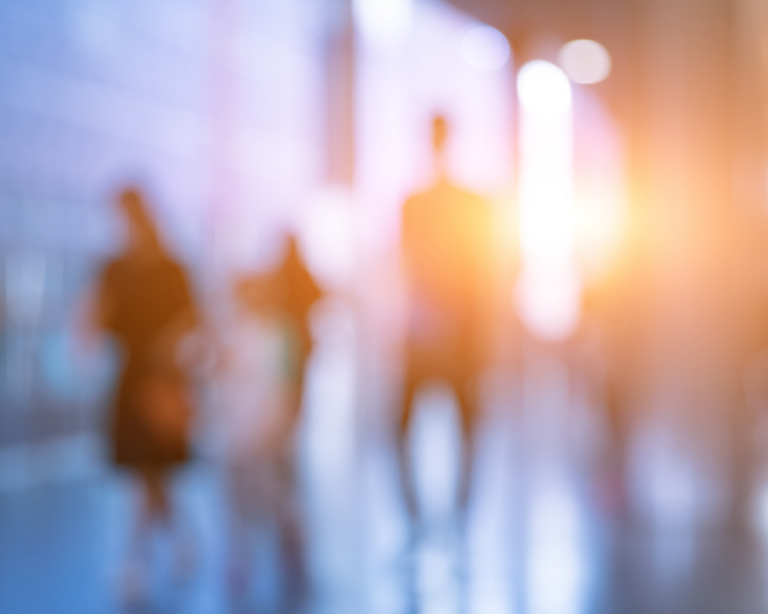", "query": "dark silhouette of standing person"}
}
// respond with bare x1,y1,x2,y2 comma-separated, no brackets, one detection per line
236,234,324,448
398,115,494,532
94,187,198,601
579,253,643,519
233,233,323,596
